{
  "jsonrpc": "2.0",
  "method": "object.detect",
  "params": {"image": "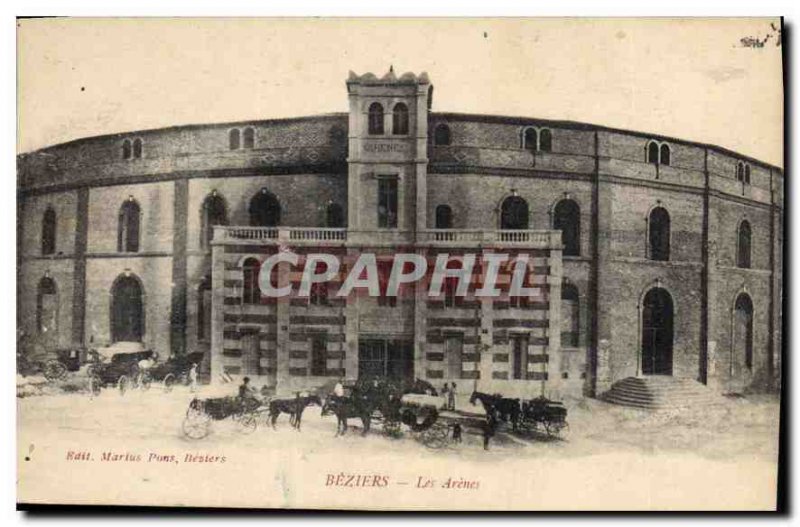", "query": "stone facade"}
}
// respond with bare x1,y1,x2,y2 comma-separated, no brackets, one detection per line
17,69,783,398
